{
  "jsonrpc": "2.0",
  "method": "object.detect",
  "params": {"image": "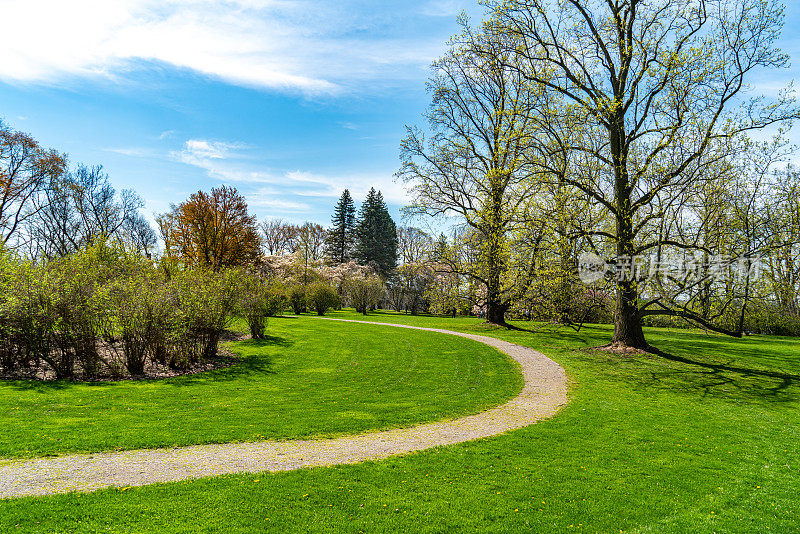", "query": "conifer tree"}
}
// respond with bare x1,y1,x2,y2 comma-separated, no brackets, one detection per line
325,189,356,264
433,233,448,261
354,188,398,278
